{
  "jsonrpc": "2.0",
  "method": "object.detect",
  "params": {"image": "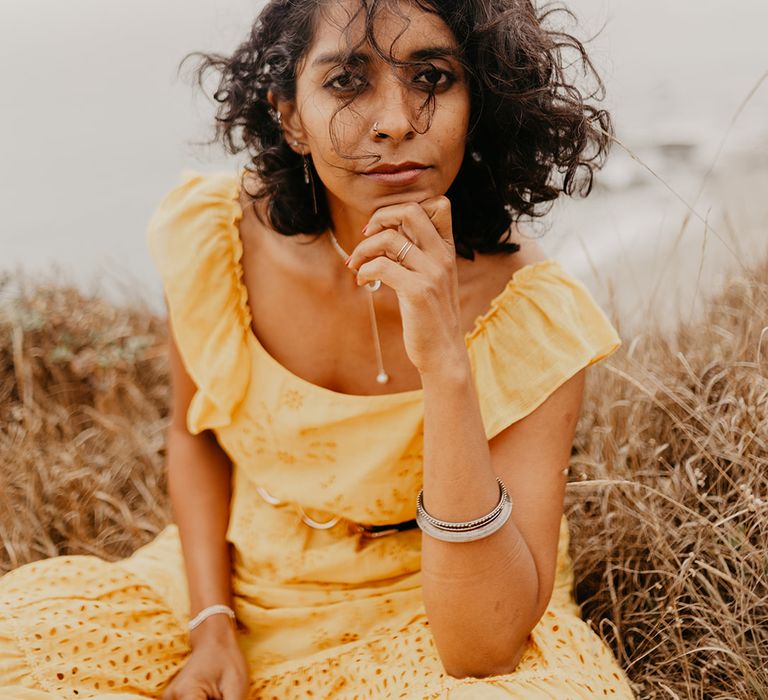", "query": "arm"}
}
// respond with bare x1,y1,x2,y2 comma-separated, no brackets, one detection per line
164,308,237,647
419,352,585,679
